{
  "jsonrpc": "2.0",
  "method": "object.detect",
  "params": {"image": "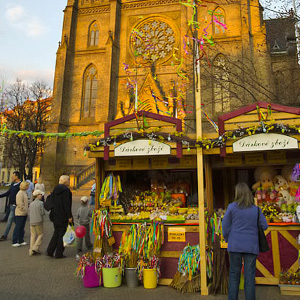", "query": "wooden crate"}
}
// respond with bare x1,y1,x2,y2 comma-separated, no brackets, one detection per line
279,284,300,296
